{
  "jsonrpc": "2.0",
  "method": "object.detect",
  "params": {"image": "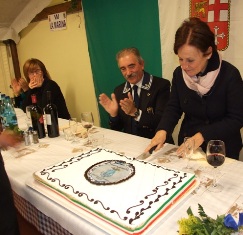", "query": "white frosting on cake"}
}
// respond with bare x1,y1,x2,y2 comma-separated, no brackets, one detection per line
34,148,196,234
